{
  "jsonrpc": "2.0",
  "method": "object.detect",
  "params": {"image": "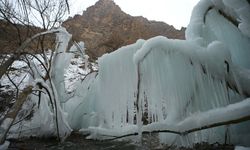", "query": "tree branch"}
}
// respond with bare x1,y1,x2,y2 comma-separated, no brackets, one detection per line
95,98,250,141
0,29,60,80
